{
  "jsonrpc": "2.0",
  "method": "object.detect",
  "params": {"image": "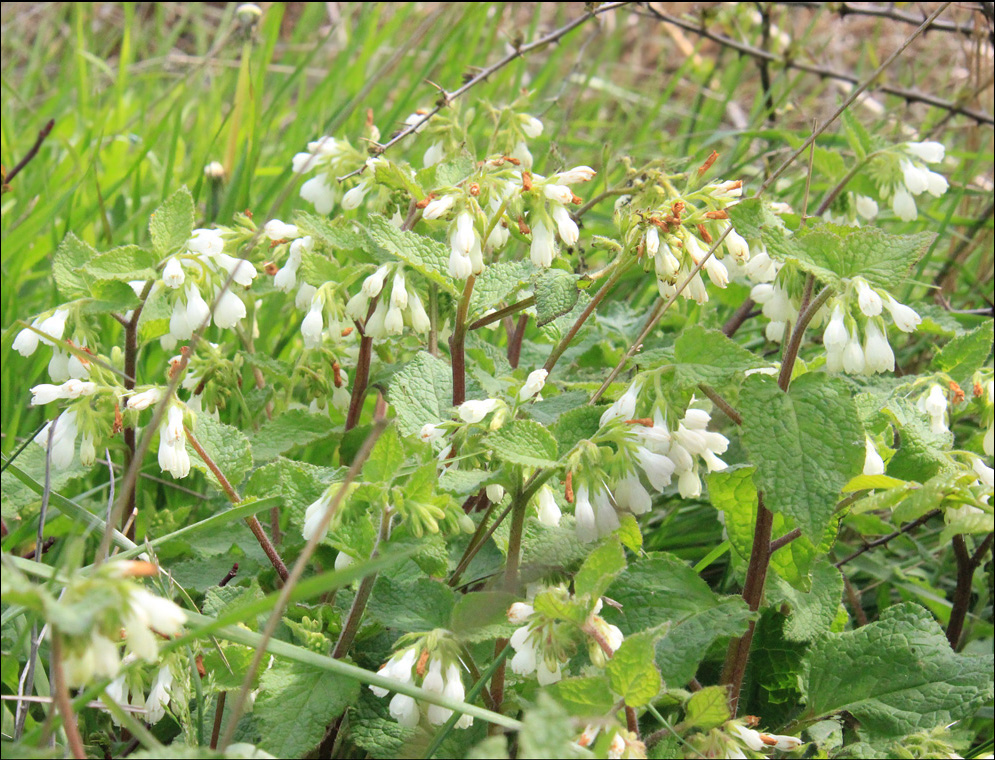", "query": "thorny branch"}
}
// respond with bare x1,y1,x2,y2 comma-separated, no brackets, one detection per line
640,5,994,126
337,2,633,180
